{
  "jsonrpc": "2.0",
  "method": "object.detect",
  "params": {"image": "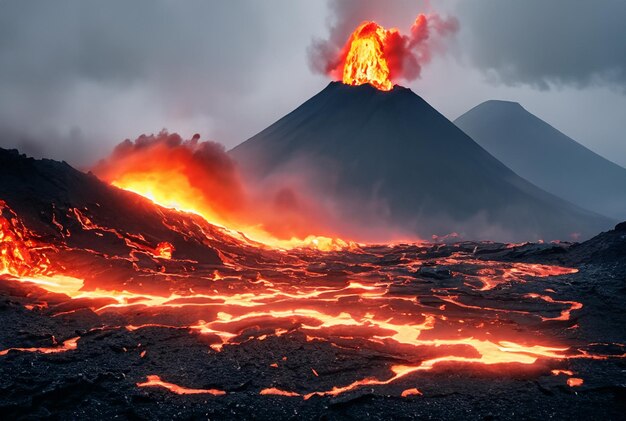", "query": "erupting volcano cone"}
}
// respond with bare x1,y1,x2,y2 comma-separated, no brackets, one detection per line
231,83,611,242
